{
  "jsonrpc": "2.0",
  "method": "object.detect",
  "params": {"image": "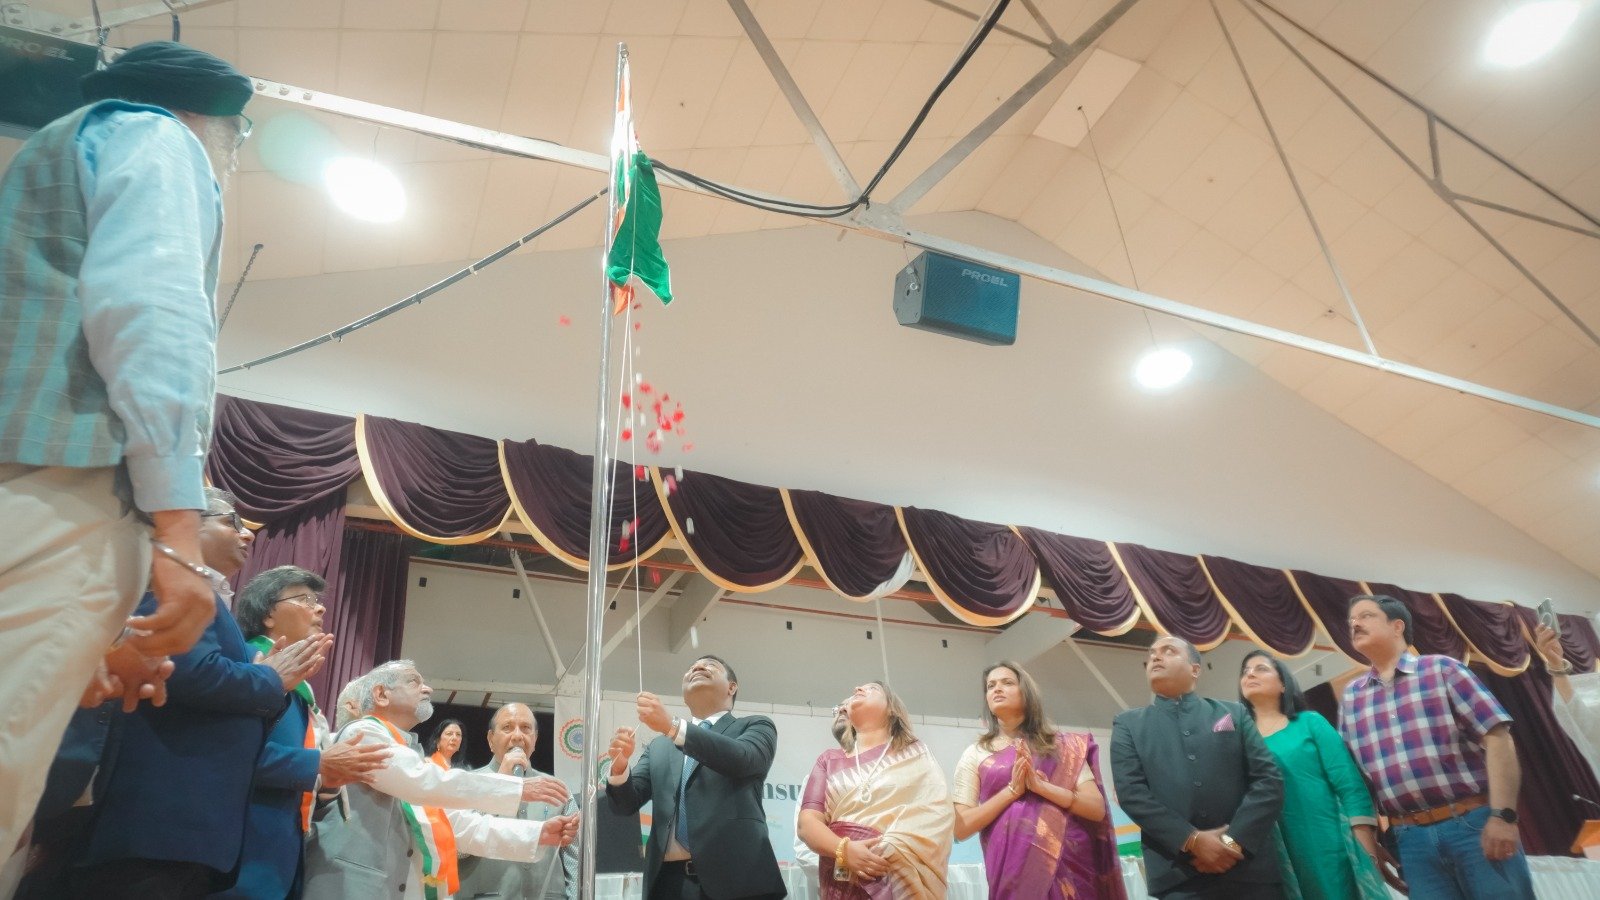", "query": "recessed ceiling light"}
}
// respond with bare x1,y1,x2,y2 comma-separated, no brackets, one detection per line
1483,1,1580,68
324,157,406,222
1134,346,1192,390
